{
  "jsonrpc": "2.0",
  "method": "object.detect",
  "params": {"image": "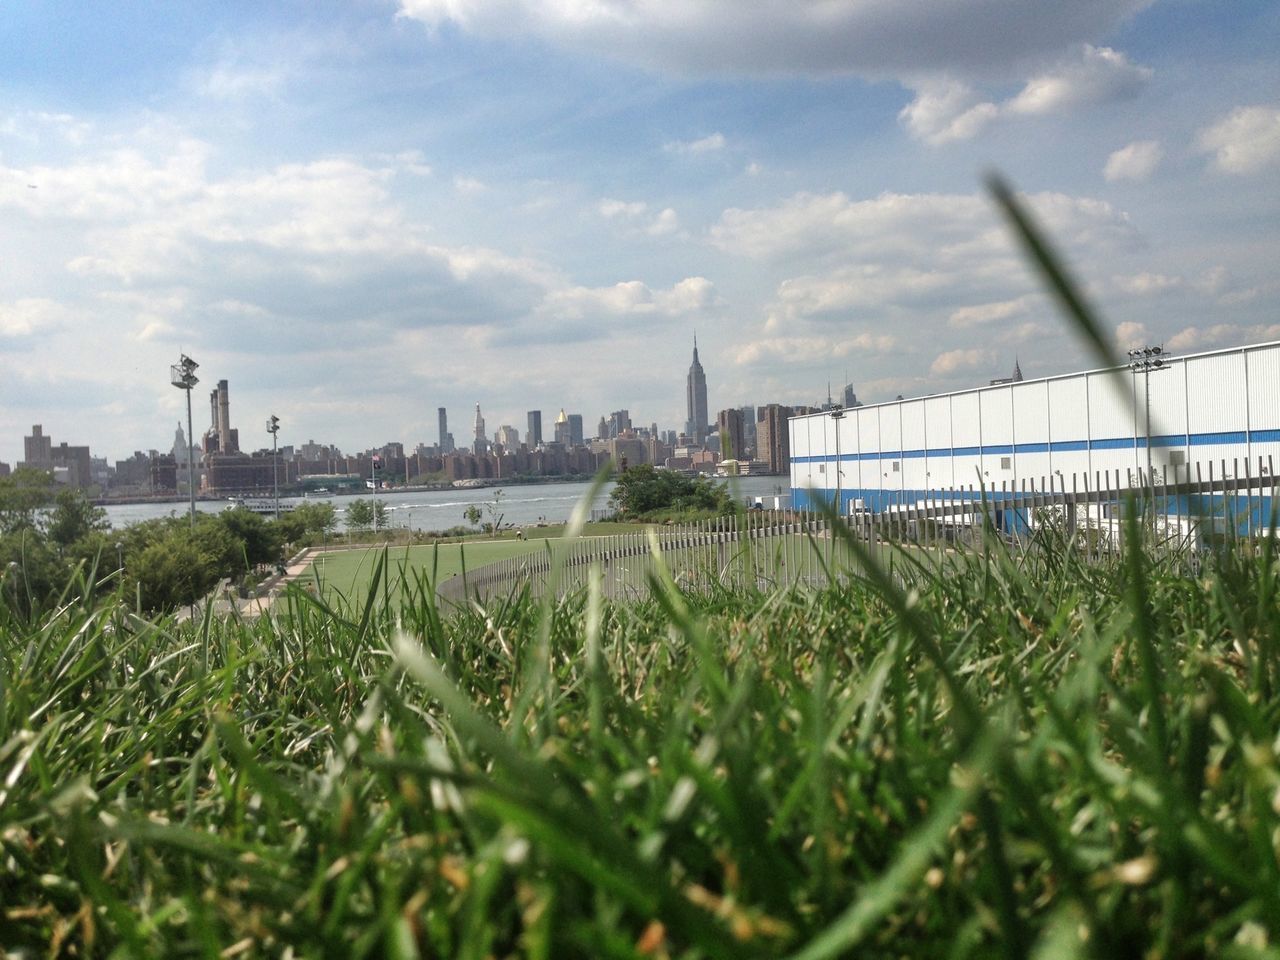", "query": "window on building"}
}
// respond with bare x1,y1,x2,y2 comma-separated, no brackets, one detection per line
817,464,825,474
891,461,900,473
1000,456,1012,470
1169,450,1186,467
